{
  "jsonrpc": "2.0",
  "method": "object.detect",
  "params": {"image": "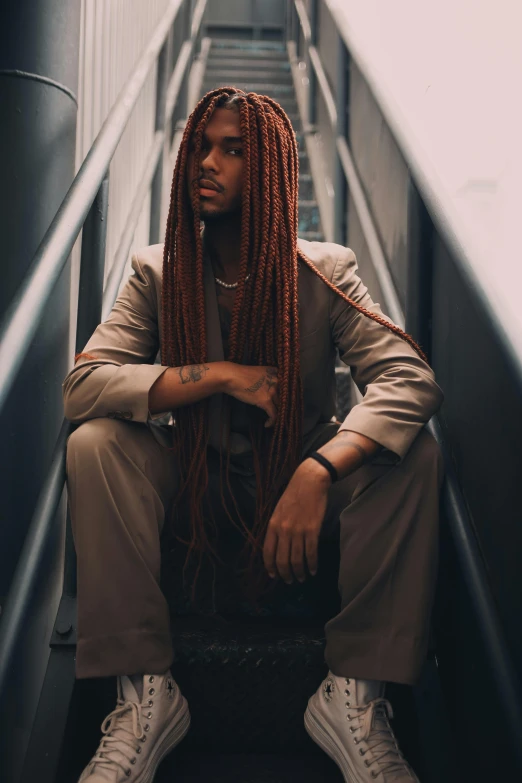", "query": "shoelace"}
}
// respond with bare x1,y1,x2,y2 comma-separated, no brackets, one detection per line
351,698,415,780
87,698,146,778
